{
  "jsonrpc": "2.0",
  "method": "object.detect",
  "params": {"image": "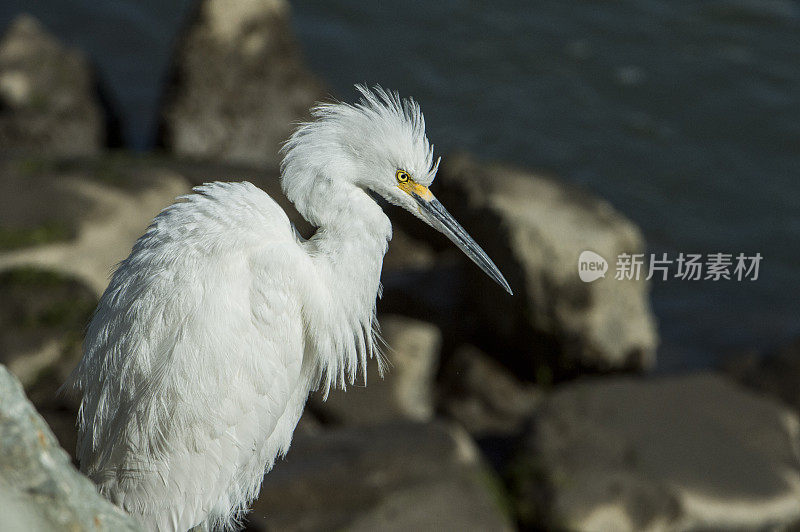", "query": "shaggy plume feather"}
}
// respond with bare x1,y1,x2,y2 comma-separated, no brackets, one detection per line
281,85,440,226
